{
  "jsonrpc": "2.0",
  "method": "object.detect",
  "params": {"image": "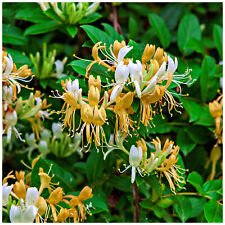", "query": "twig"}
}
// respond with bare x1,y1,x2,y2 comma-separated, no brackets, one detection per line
112,6,123,35
162,192,223,205
133,181,140,222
